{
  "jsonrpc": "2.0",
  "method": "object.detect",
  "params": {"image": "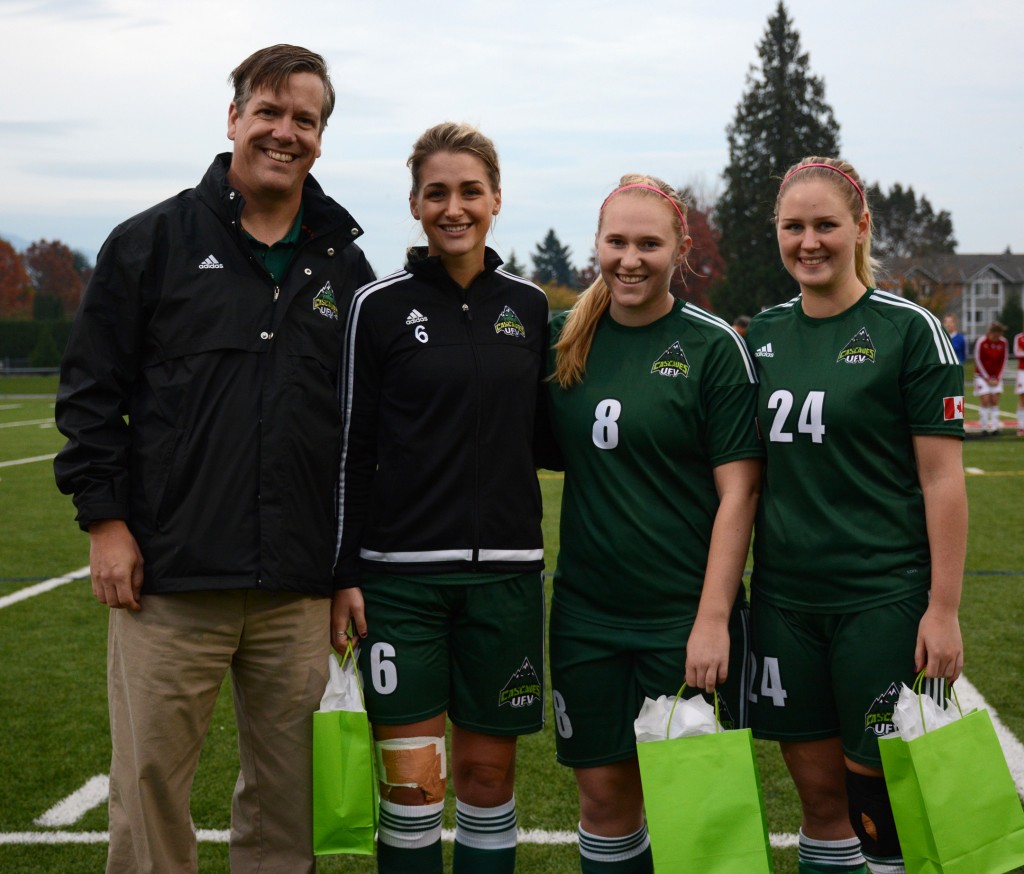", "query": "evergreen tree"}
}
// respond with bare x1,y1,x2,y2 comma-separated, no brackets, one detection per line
999,295,1023,341
531,229,576,286
714,1,840,318
866,183,956,258
503,249,527,276
30,324,61,368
